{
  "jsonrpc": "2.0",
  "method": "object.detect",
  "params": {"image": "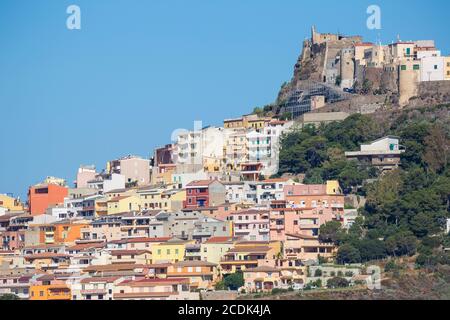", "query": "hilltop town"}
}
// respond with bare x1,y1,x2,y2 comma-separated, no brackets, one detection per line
0,27,449,301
